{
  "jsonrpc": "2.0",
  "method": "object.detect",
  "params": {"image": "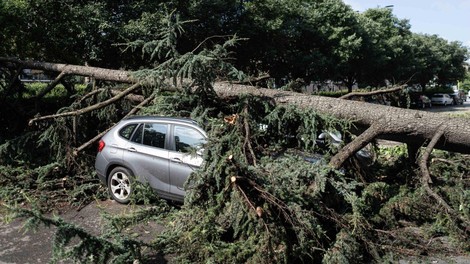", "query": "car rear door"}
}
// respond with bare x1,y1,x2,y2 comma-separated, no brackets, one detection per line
123,123,171,195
